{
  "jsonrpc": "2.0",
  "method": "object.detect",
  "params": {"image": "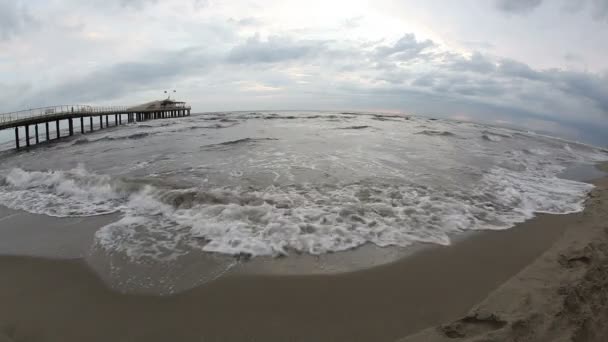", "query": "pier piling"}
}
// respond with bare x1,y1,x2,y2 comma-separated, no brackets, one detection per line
1,101,191,150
